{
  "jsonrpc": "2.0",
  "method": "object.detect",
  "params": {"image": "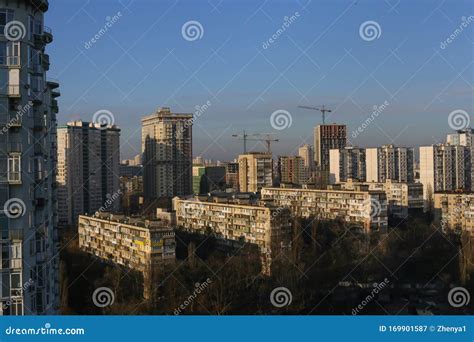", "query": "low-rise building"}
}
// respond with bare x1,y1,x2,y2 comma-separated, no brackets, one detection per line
337,180,423,218
172,195,292,273
78,213,176,298
261,187,388,232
